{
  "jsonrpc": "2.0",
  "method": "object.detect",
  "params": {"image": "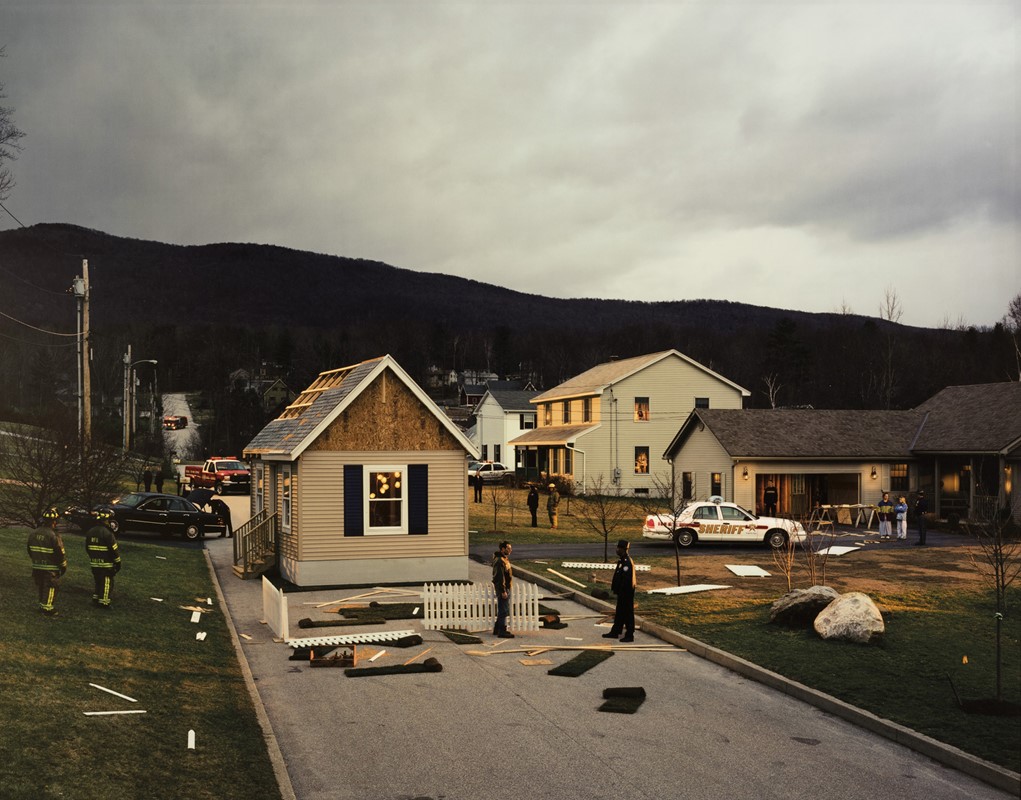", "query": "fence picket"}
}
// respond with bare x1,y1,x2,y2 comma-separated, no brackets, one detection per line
423,582,539,632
